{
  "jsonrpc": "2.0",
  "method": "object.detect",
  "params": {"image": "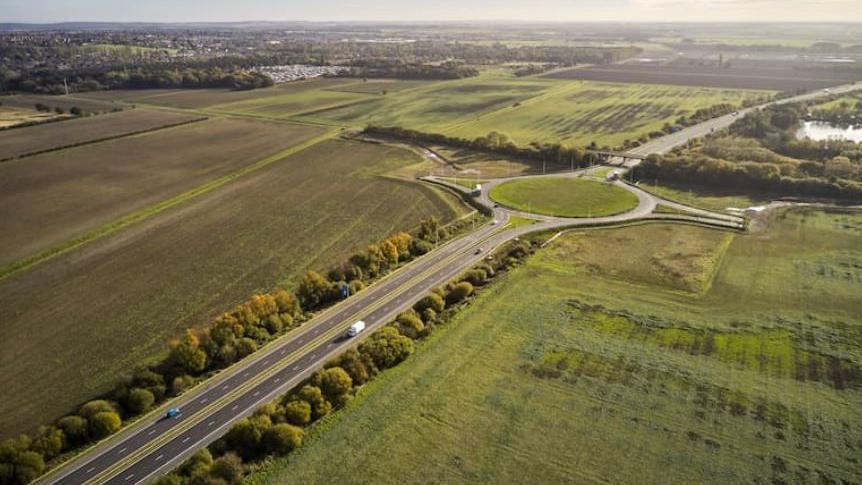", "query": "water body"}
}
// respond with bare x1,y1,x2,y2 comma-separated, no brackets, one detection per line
796,121,862,143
